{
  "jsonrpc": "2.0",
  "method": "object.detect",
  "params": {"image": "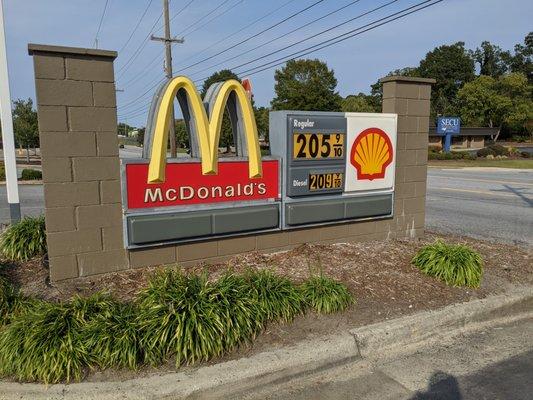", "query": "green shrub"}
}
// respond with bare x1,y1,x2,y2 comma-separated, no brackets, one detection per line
0,293,114,383
520,151,531,158
428,151,476,160
0,164,5,181
83,302,143,370
300,275,353,314
136,270,229,366
20,169,42,180
0,216,47,261
412,241,483,288
0,275,19,326
477,144,509,158
244,269,304,323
